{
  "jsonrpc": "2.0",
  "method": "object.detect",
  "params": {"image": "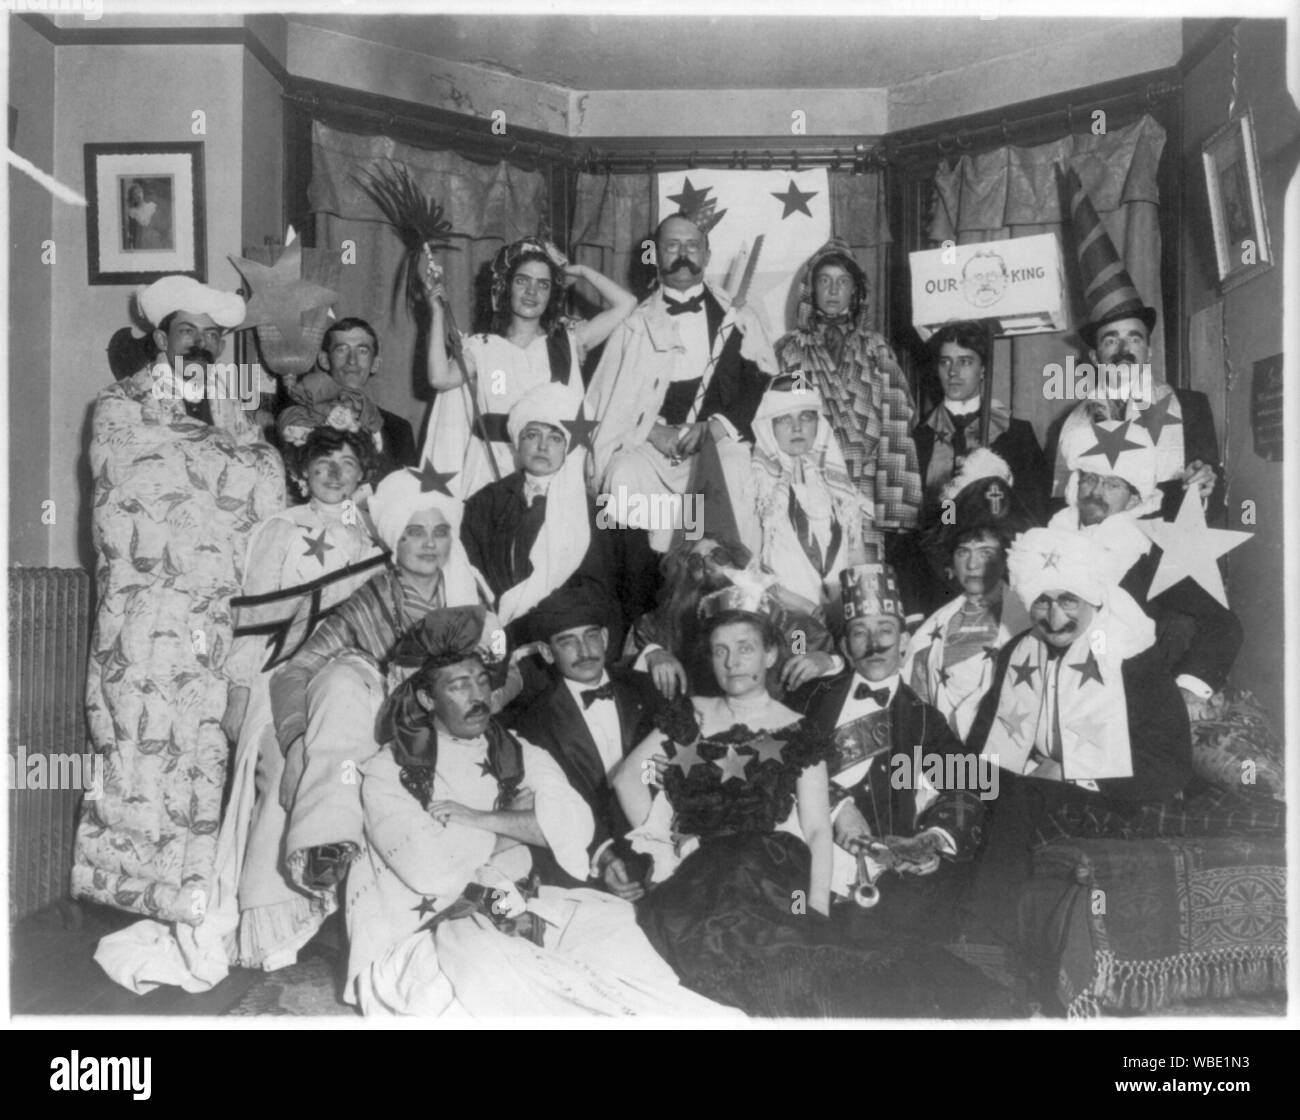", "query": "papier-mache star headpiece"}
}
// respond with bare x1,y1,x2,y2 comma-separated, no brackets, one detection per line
1058,416,1161,512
